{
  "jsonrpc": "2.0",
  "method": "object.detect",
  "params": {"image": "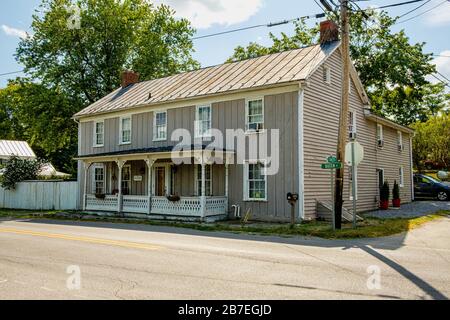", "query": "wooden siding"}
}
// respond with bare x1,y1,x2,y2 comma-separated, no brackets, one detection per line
302,50,412,220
